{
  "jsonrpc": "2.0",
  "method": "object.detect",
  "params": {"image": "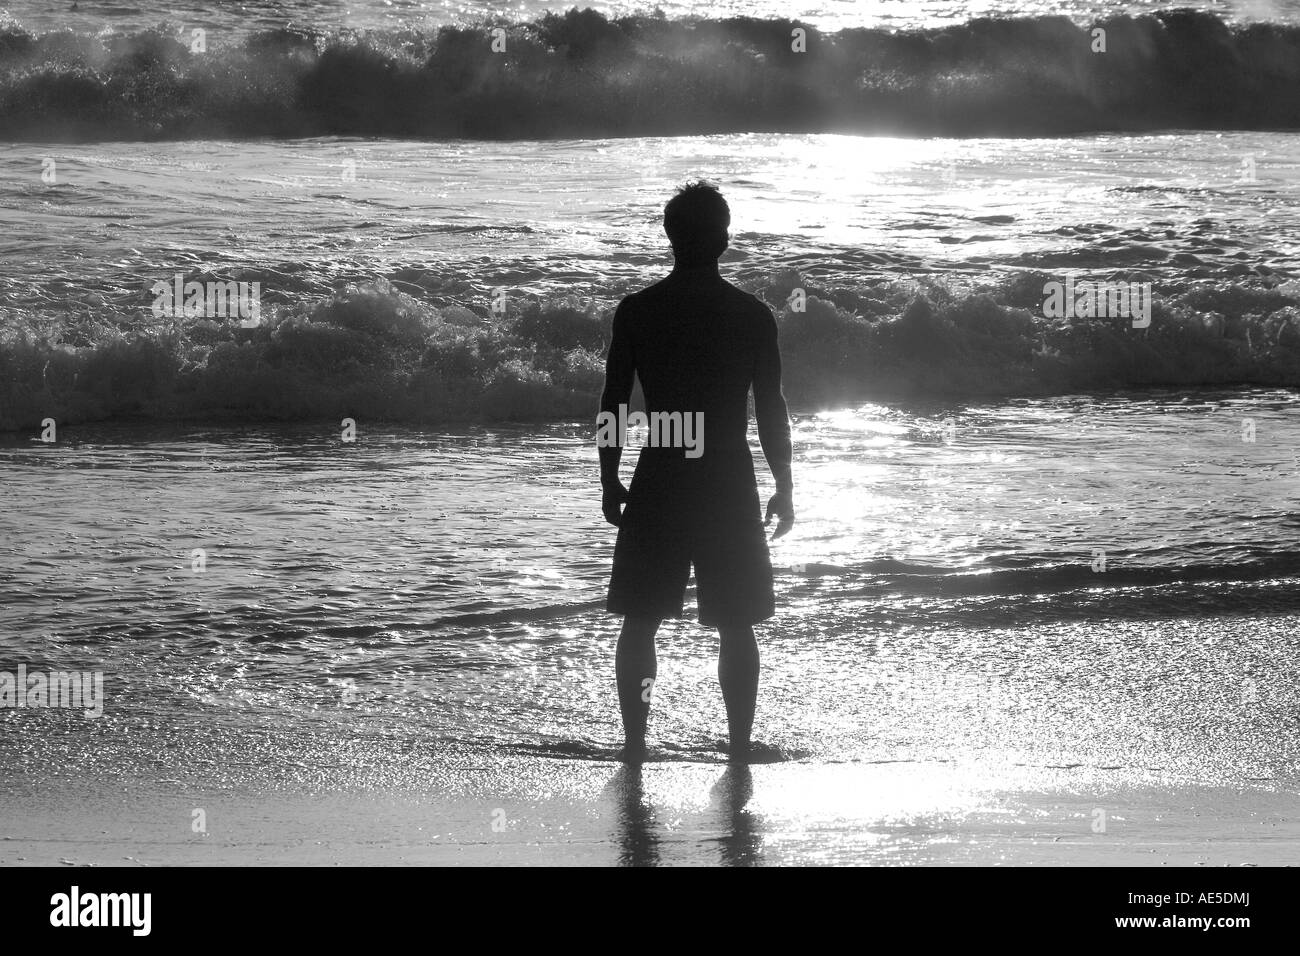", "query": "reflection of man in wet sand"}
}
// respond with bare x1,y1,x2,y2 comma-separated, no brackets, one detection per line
599,182,794,764
607,763,762,866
